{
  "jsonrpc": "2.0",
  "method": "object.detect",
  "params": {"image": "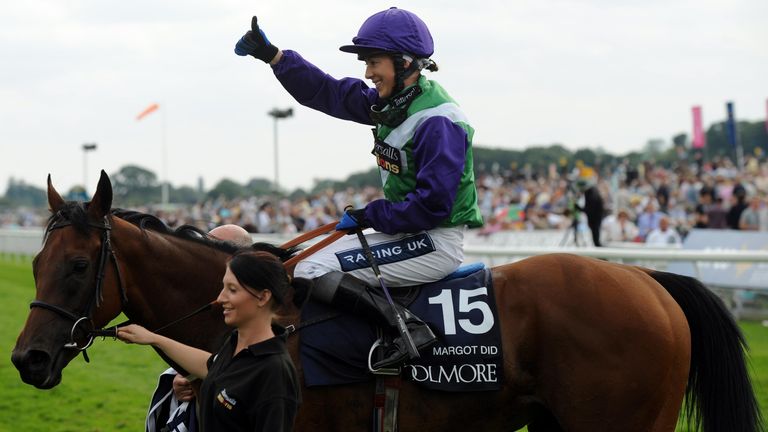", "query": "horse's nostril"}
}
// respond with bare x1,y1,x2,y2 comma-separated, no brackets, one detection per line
13,350,51,373
28,350,51,369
